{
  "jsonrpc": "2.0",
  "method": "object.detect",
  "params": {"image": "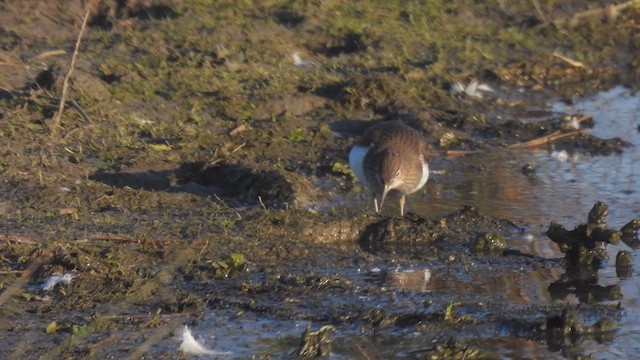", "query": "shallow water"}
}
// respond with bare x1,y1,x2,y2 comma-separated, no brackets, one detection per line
187,87,640,358
426,86,640,358
413,86,640,358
